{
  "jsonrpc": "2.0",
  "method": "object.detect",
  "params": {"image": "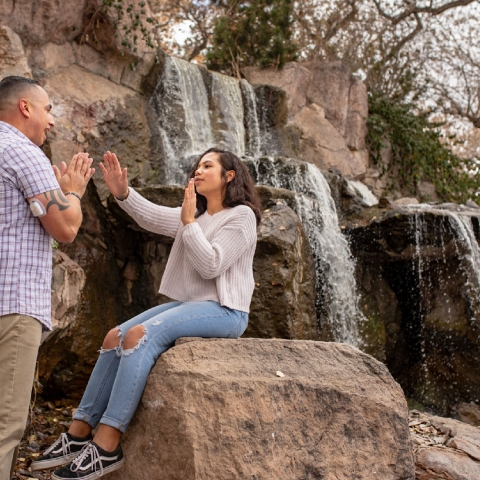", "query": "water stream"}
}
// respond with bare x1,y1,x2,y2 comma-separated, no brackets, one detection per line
247,156,364,346
210,72,245,157
150,56,215,183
